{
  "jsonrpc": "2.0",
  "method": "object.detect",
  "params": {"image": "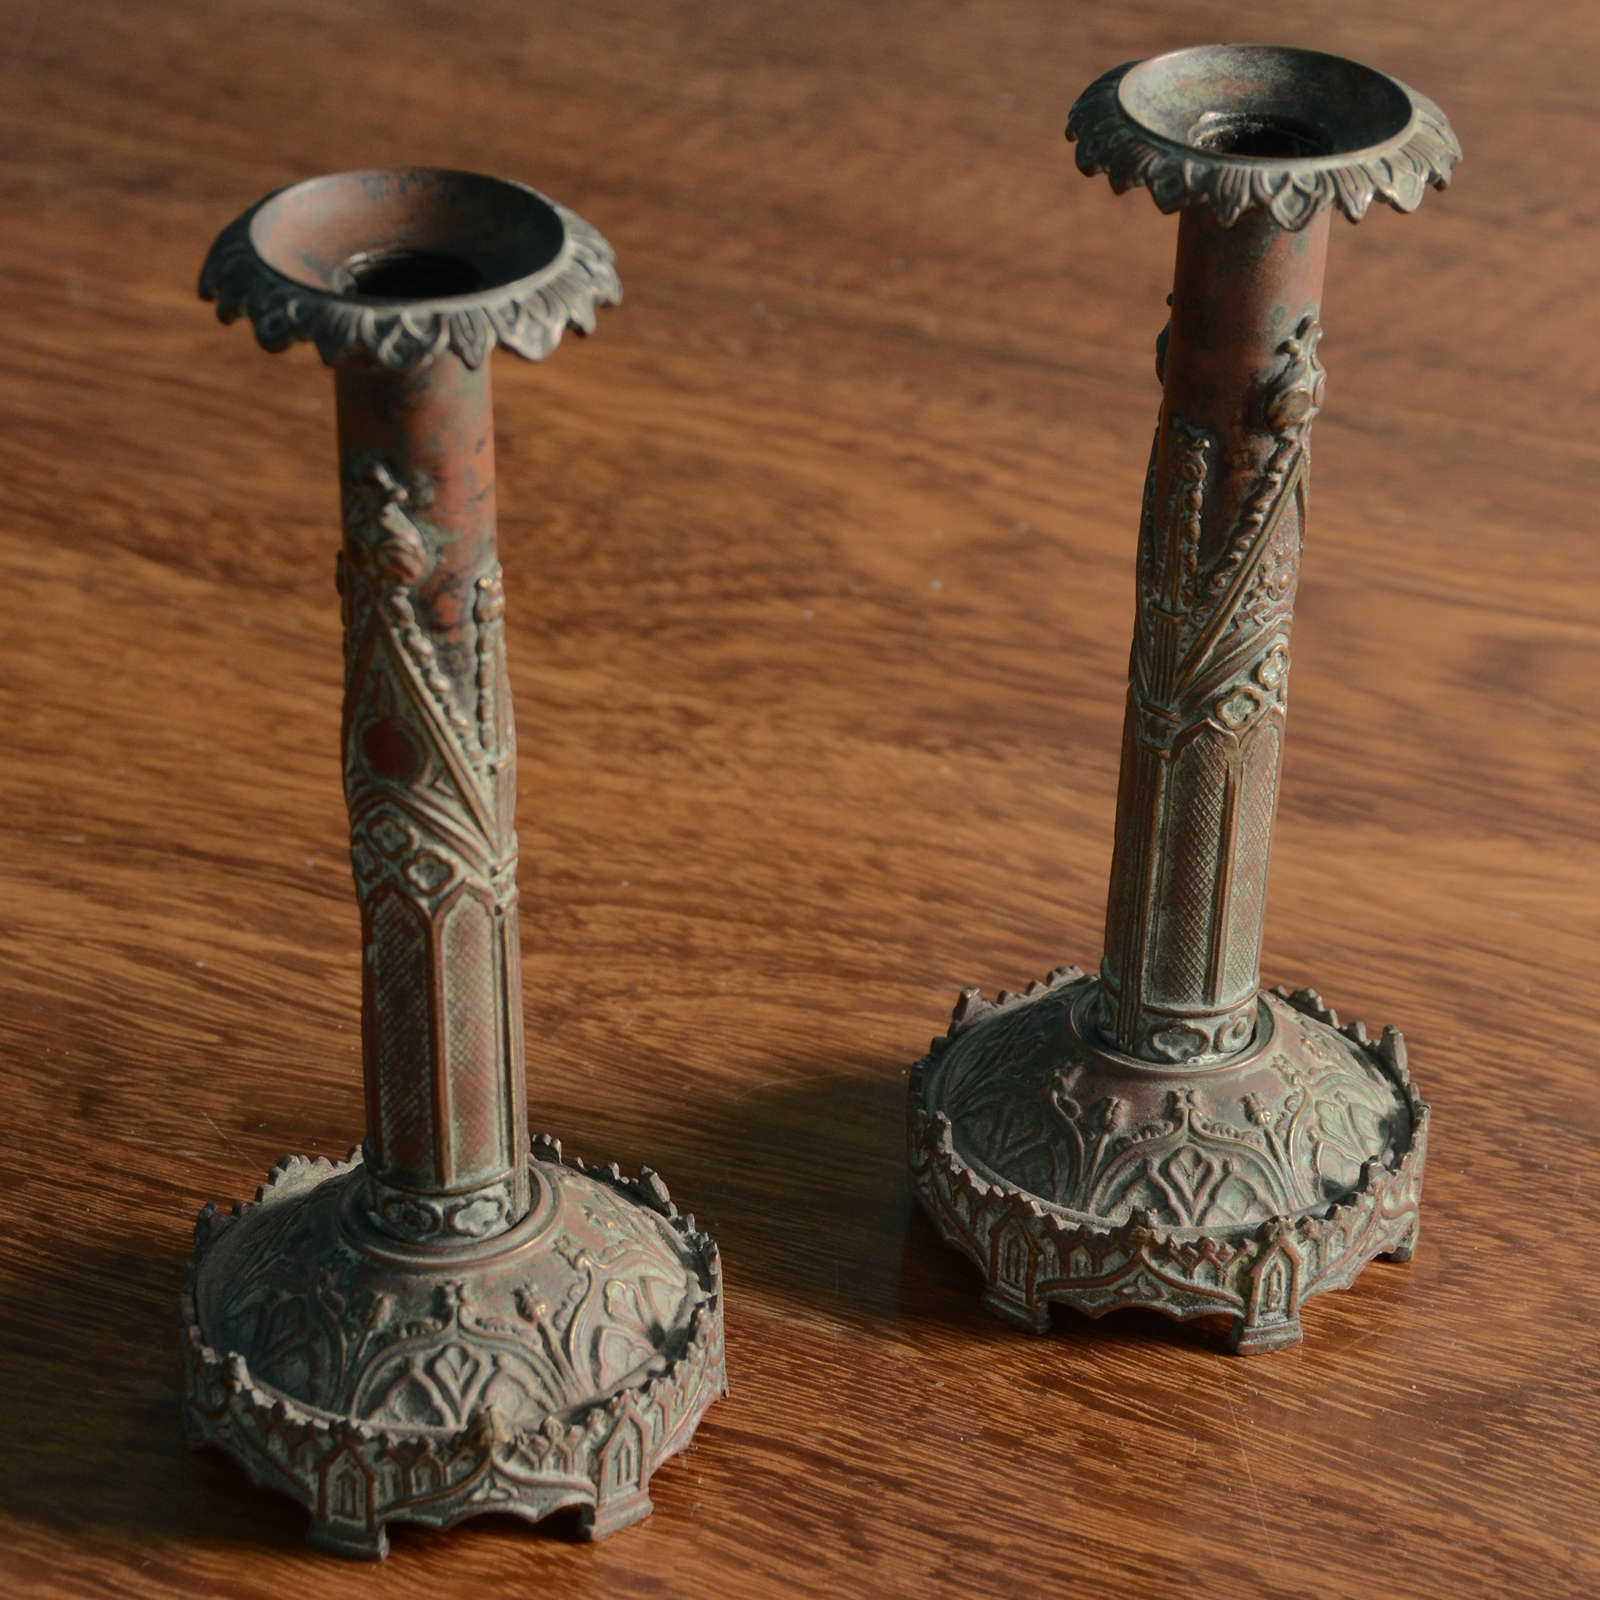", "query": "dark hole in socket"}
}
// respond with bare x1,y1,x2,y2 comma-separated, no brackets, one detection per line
1188,111,1333,159
340,249,484,299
